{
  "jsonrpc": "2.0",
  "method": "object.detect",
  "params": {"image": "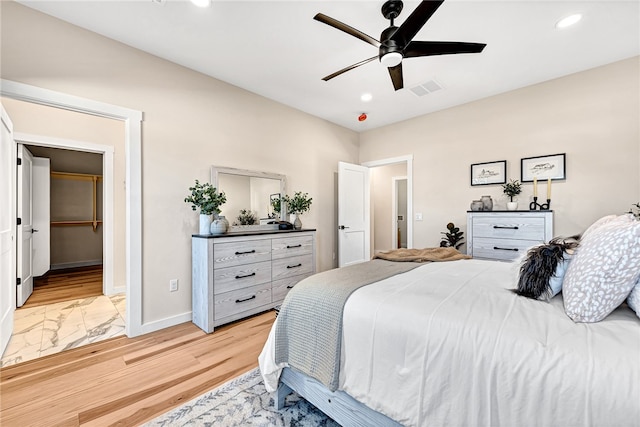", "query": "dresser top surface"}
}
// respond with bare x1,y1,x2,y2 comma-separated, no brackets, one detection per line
192,228,316,239
467,210,553,213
